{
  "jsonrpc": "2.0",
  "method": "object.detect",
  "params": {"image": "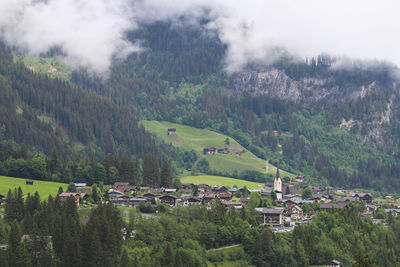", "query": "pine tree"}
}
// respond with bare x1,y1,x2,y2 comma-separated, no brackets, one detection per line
58,186,63,195
142,154,159,187
47,147,61,175
120,249,130,267
160,161,172,188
